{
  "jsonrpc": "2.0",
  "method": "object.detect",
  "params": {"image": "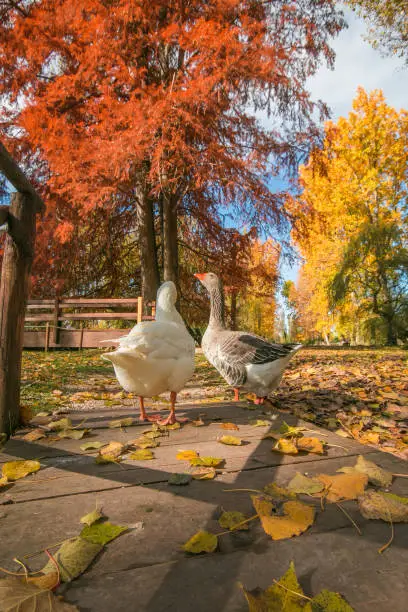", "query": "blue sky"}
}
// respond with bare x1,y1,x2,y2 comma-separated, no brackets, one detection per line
278,6,408,286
